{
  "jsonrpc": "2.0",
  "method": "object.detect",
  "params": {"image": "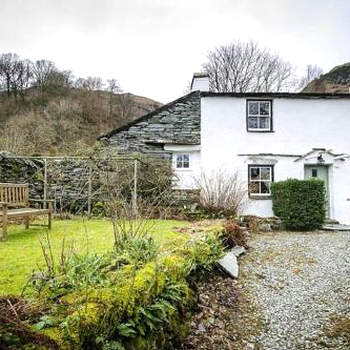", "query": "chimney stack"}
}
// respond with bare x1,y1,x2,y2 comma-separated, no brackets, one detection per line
190,72,209,92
